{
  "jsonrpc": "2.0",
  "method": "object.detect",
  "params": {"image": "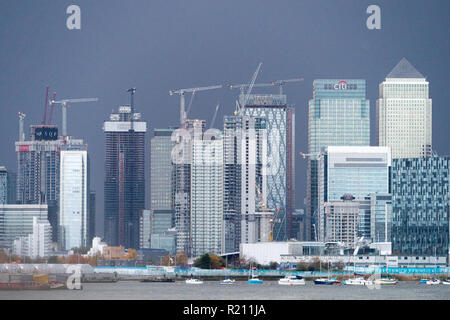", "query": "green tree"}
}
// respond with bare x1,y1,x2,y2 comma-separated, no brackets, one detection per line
47,256,61,264
194,253,212,269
